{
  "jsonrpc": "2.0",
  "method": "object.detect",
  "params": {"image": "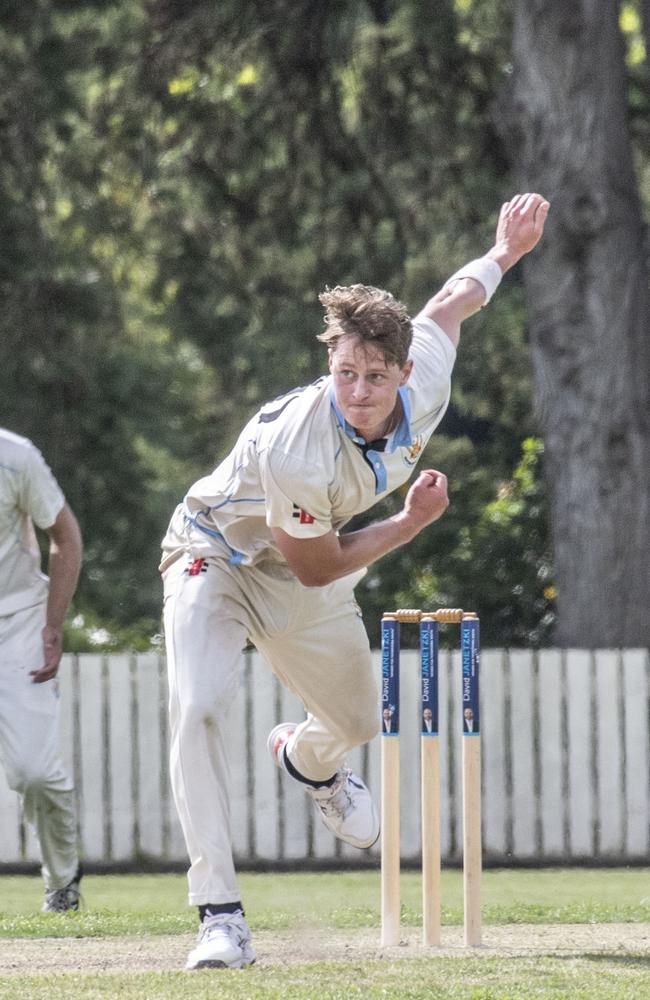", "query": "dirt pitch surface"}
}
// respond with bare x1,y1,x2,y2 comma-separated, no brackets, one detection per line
1,924,649,973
